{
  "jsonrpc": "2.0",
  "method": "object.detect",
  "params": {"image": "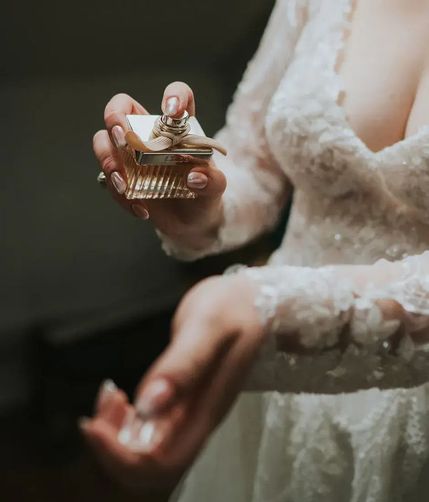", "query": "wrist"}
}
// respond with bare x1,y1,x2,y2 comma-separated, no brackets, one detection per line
158,198,224,250
224,273,267,340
